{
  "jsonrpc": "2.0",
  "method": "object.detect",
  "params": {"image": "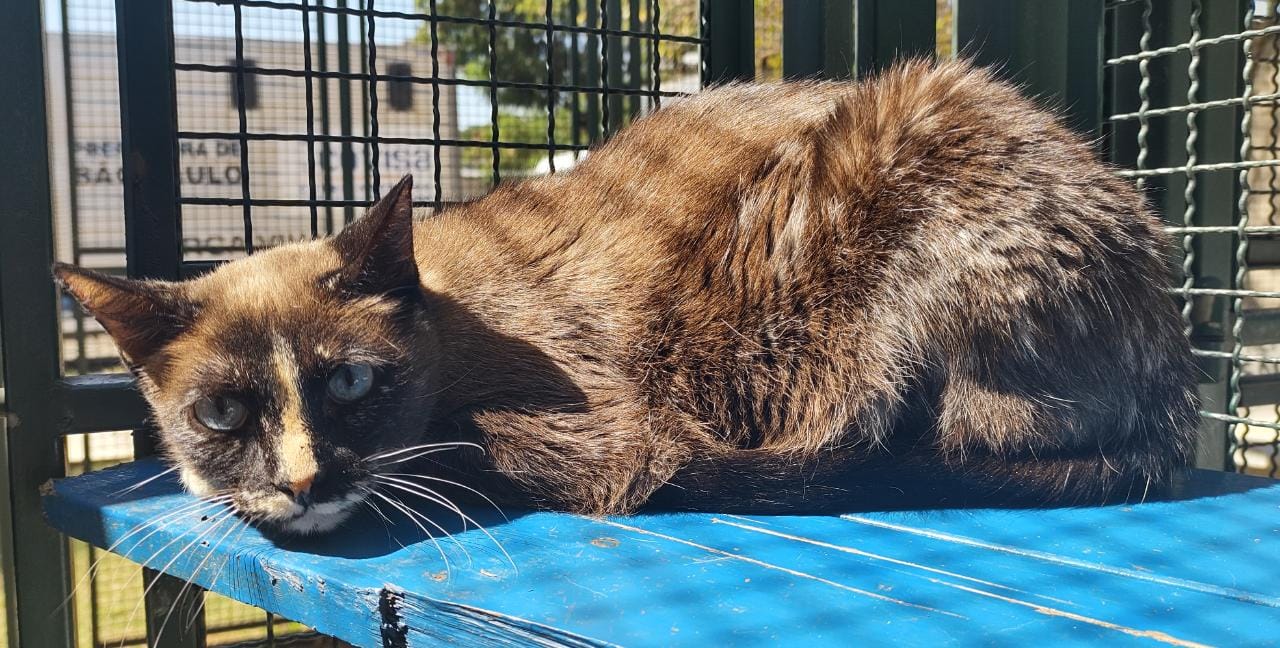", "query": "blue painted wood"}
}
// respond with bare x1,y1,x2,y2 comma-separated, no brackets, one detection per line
42,460,1280,646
